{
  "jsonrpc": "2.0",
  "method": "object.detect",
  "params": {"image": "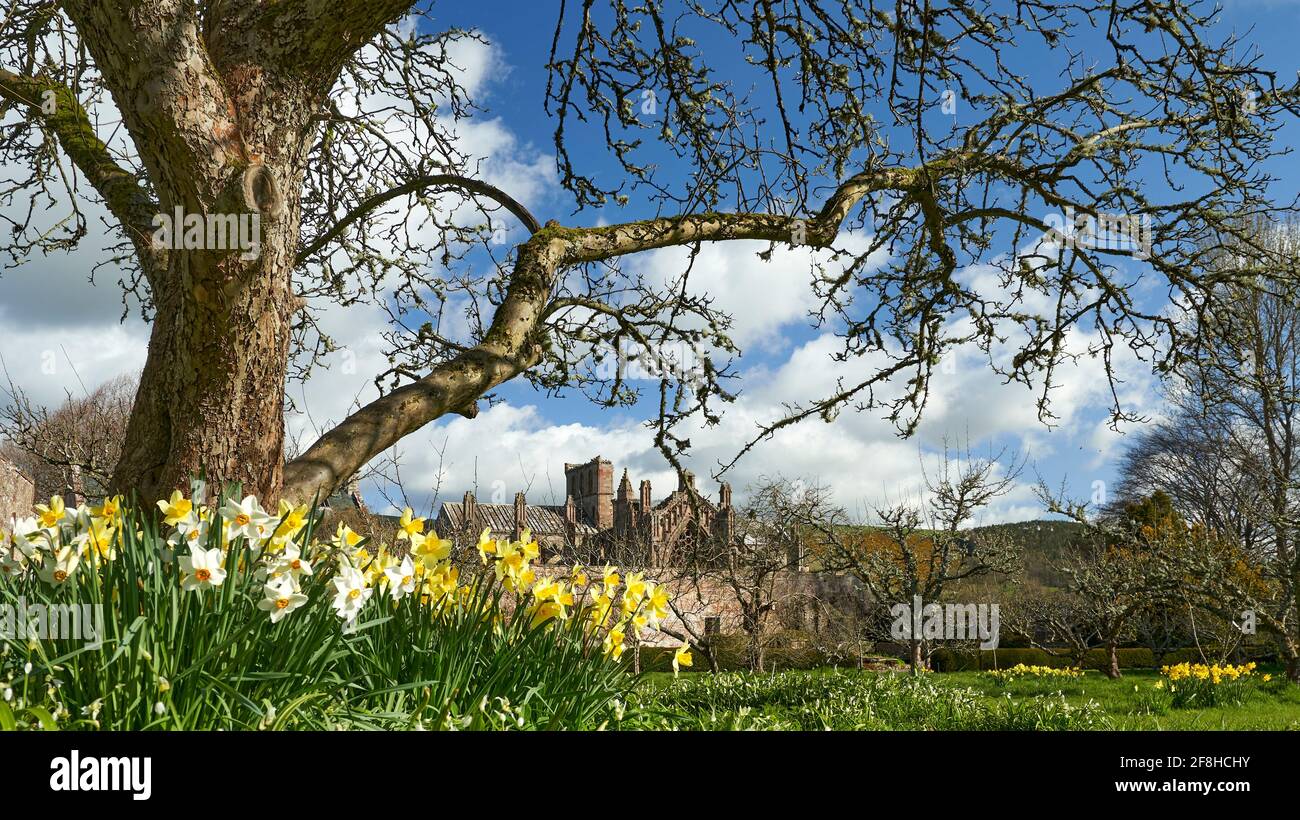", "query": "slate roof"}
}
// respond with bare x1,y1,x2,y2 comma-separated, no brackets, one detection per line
437,502,599,536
